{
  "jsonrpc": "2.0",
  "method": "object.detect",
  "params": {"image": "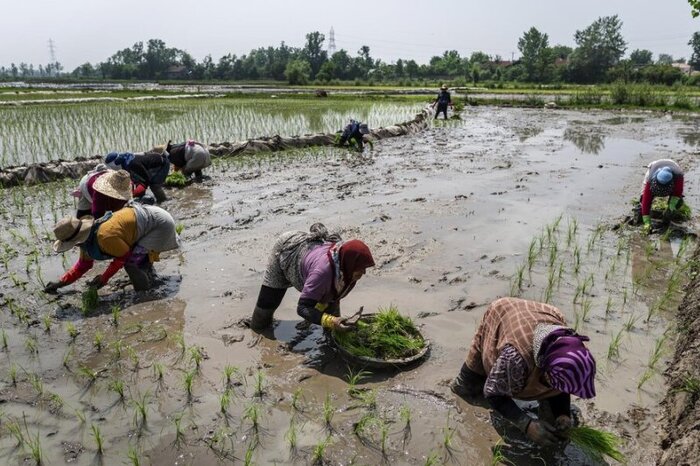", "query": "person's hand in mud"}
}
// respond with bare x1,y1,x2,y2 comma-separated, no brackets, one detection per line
44,280,65,294
86,276,105,290
525,419,560,447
